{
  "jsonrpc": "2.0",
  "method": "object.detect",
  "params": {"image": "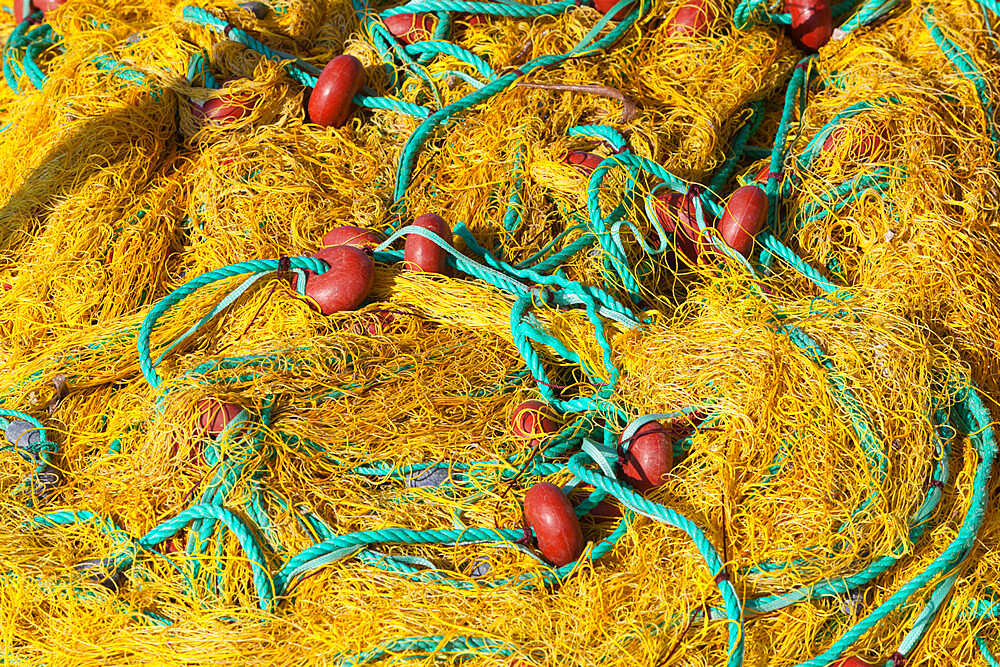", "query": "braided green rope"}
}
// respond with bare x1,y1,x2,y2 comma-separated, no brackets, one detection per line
391,4,643,208
406,40,497,79
140,503,276,611
978,636,1000,667
333,635,518,666
382,0,580,18
795,380,995,666
923,3,1000,152
567,451,745,667
3,19,49,92
138,258,326,389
